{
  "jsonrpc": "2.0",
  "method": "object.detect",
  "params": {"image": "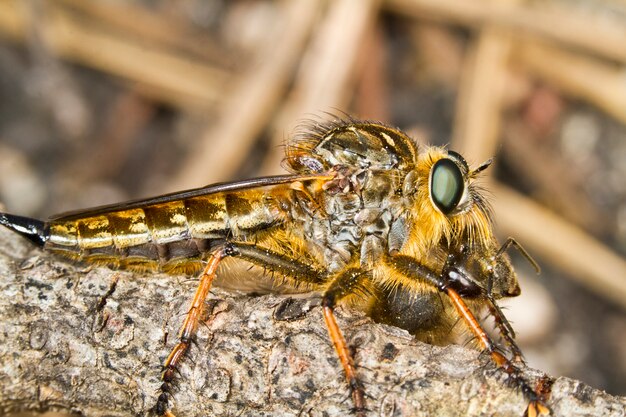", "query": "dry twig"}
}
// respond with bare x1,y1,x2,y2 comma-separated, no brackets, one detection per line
0,229,624,416
262,0,382,175
386,0,626,63
0,0,229,110
515,41,626,125
166,0,320,190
